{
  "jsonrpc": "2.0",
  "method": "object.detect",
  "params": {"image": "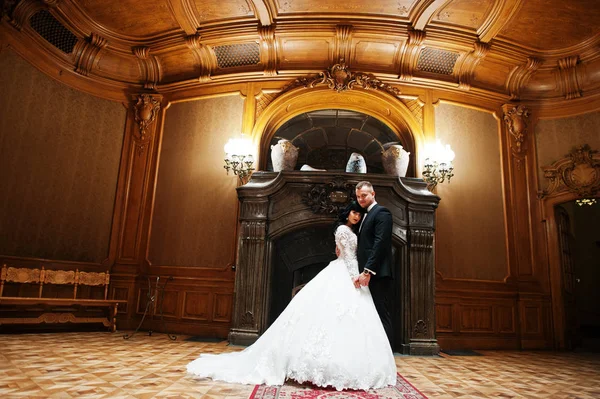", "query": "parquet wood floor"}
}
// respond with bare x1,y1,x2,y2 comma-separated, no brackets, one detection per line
1,332,598,399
